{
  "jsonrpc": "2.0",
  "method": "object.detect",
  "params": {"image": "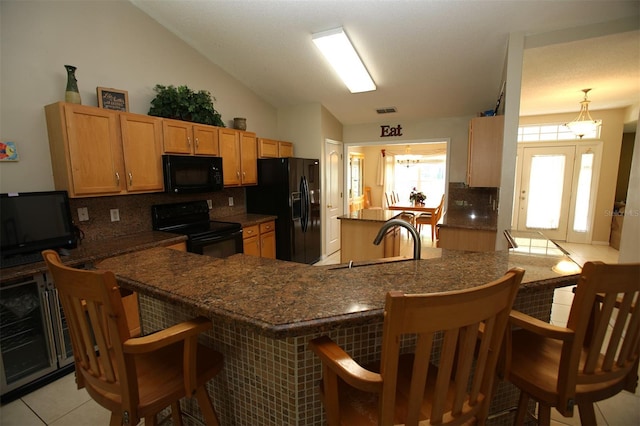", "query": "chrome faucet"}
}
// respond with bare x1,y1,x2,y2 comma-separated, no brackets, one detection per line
373,219,421,260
